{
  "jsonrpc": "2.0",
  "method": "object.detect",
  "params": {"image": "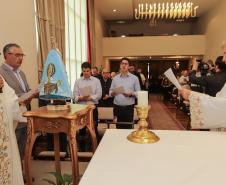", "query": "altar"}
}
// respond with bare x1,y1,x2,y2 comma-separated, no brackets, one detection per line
79,129,226,185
